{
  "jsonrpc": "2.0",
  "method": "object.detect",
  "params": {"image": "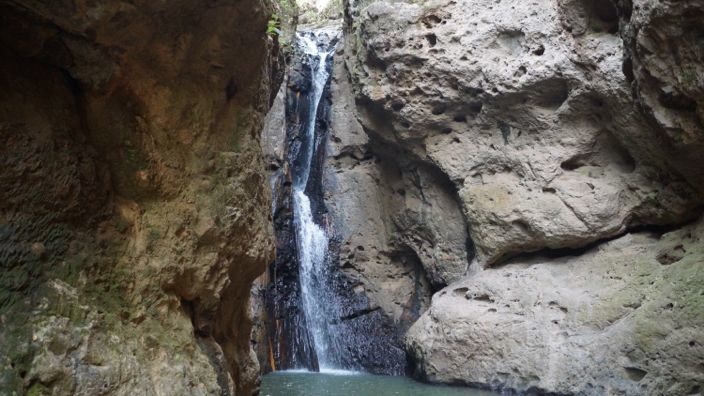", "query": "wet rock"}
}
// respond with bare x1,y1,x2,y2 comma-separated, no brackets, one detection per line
323,38,469,335
259,28,409,375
